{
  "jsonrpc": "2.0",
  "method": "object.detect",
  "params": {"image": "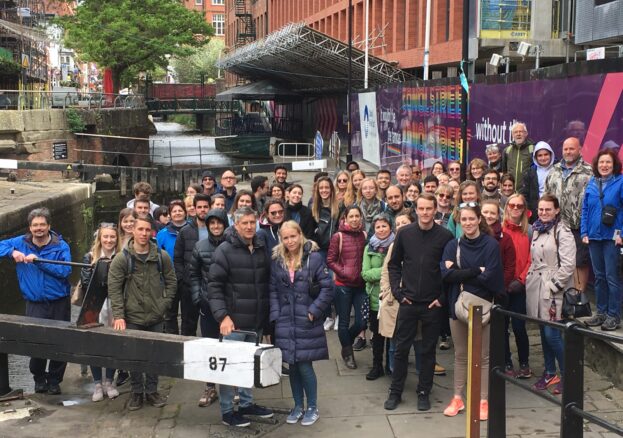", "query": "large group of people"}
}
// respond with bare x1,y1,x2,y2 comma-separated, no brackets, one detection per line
0,123,621,428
